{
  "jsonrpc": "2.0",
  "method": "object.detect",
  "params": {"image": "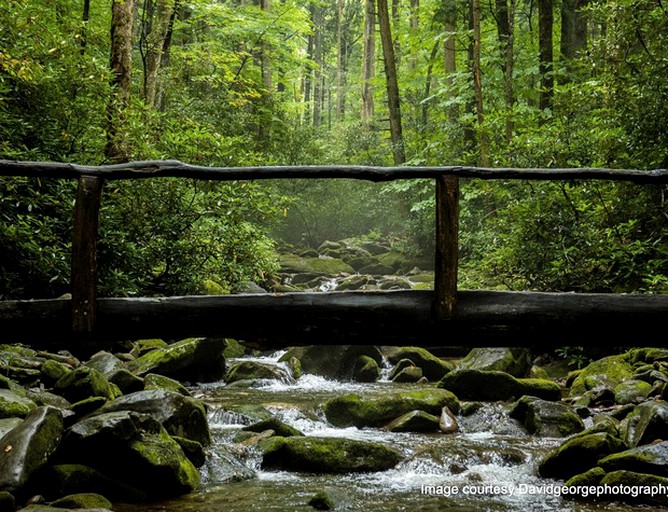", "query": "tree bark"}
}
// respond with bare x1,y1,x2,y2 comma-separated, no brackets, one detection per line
443,0,457,122
313,6,324,128
495,0,515,140
538,0,554,114
377,0,406,164
471,0,489,166
361,0,376,127
561,0,589,64
142,0,177,108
